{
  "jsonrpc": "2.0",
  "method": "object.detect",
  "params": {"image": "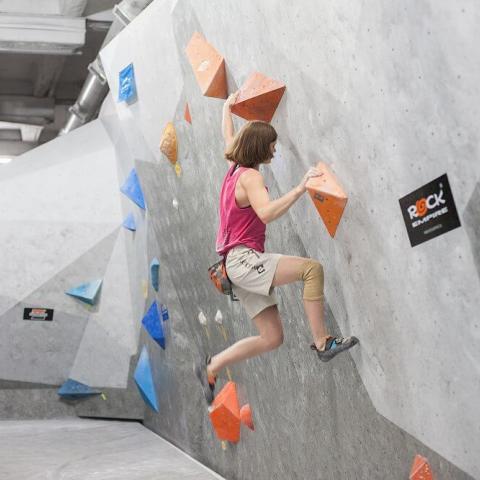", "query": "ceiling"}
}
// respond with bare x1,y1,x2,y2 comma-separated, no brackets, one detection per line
0,0,119,161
